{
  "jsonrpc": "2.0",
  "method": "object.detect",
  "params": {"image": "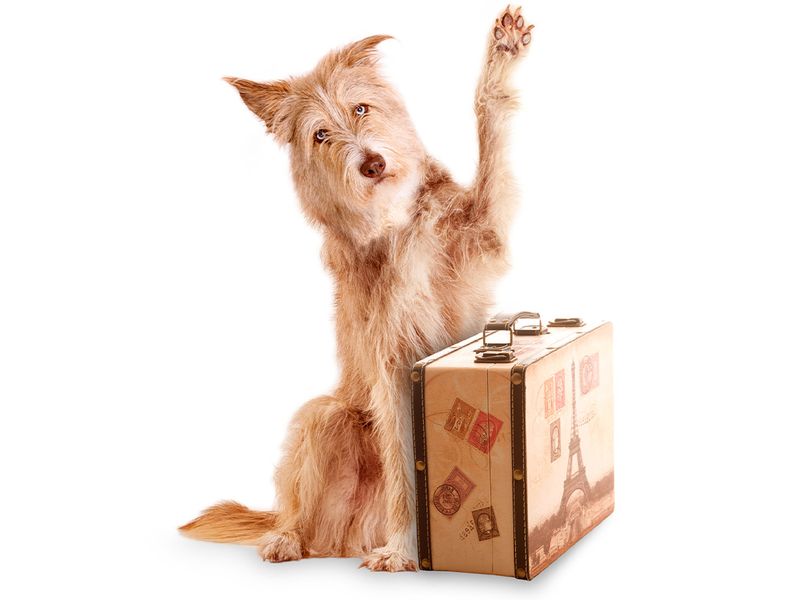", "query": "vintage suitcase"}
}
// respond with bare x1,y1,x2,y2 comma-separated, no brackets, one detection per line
411,312,614,579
